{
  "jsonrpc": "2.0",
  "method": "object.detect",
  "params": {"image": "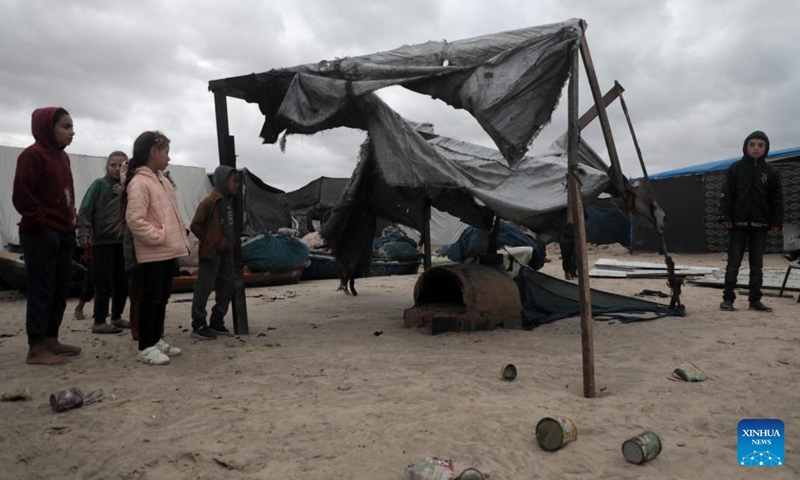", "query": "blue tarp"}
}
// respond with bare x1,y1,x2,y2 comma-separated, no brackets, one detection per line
440,222,545,268
373,231,419,261
646,147,800,180
242,234,309,272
